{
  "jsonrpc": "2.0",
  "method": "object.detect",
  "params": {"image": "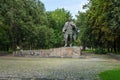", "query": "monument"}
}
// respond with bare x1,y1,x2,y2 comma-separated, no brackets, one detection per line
62,18,79,47
13,18,82,58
